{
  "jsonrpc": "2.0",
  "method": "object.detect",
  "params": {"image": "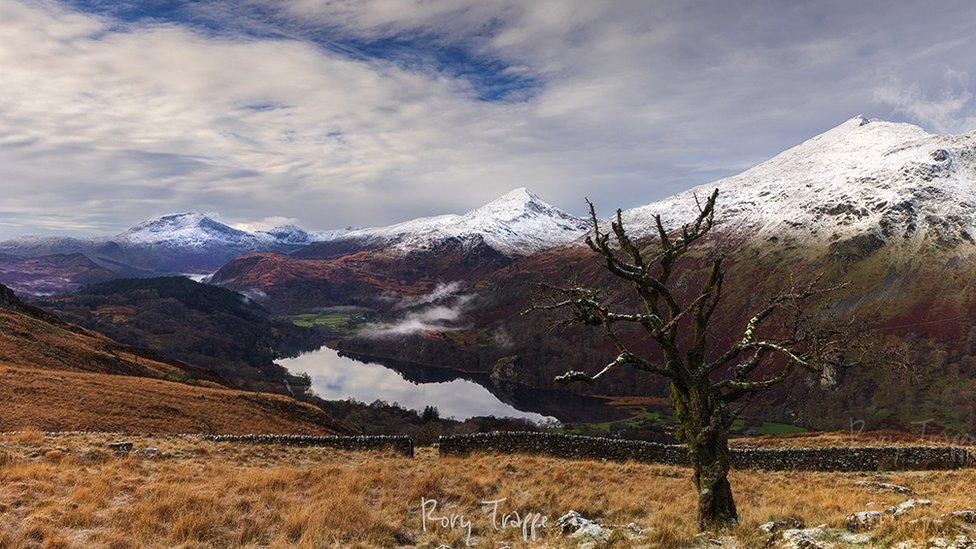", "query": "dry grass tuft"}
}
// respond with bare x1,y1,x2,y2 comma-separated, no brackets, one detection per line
0,432,974,547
